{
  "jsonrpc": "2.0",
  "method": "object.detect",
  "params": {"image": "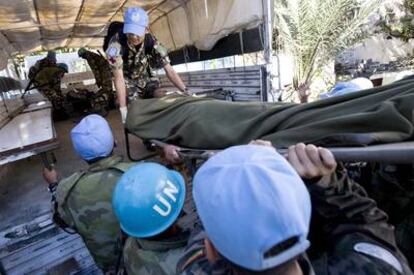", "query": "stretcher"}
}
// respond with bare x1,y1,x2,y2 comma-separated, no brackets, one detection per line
149,139,414,163
139,140,414,180
122,134,413,195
